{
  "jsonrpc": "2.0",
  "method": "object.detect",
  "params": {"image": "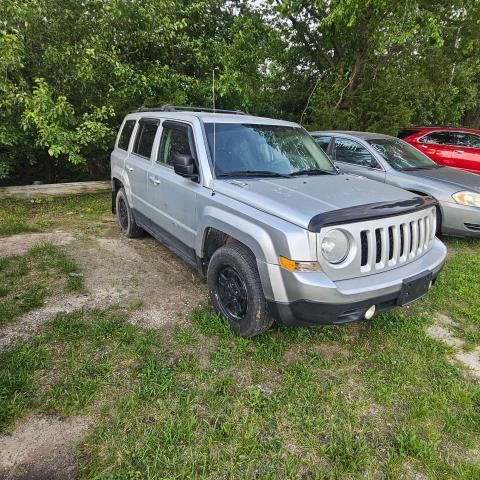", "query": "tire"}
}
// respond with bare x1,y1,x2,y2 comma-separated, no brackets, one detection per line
207,243,274,337
115,188,143,238
435,206,442,236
